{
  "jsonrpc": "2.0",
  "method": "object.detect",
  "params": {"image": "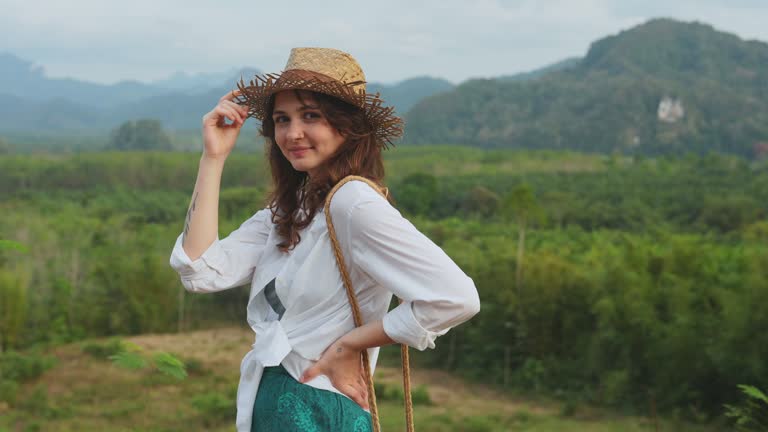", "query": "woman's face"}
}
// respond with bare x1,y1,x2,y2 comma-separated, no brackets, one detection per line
272,90,346,178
